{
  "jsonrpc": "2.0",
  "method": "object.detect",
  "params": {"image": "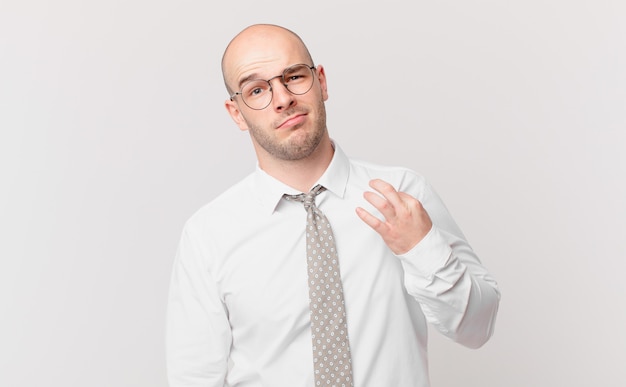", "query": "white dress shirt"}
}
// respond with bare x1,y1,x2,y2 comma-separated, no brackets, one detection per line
166,142,500,387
